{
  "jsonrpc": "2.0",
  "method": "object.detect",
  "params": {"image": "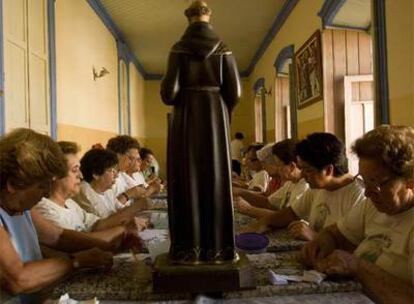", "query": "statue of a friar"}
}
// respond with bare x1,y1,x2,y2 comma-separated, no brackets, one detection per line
161,0,241,264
